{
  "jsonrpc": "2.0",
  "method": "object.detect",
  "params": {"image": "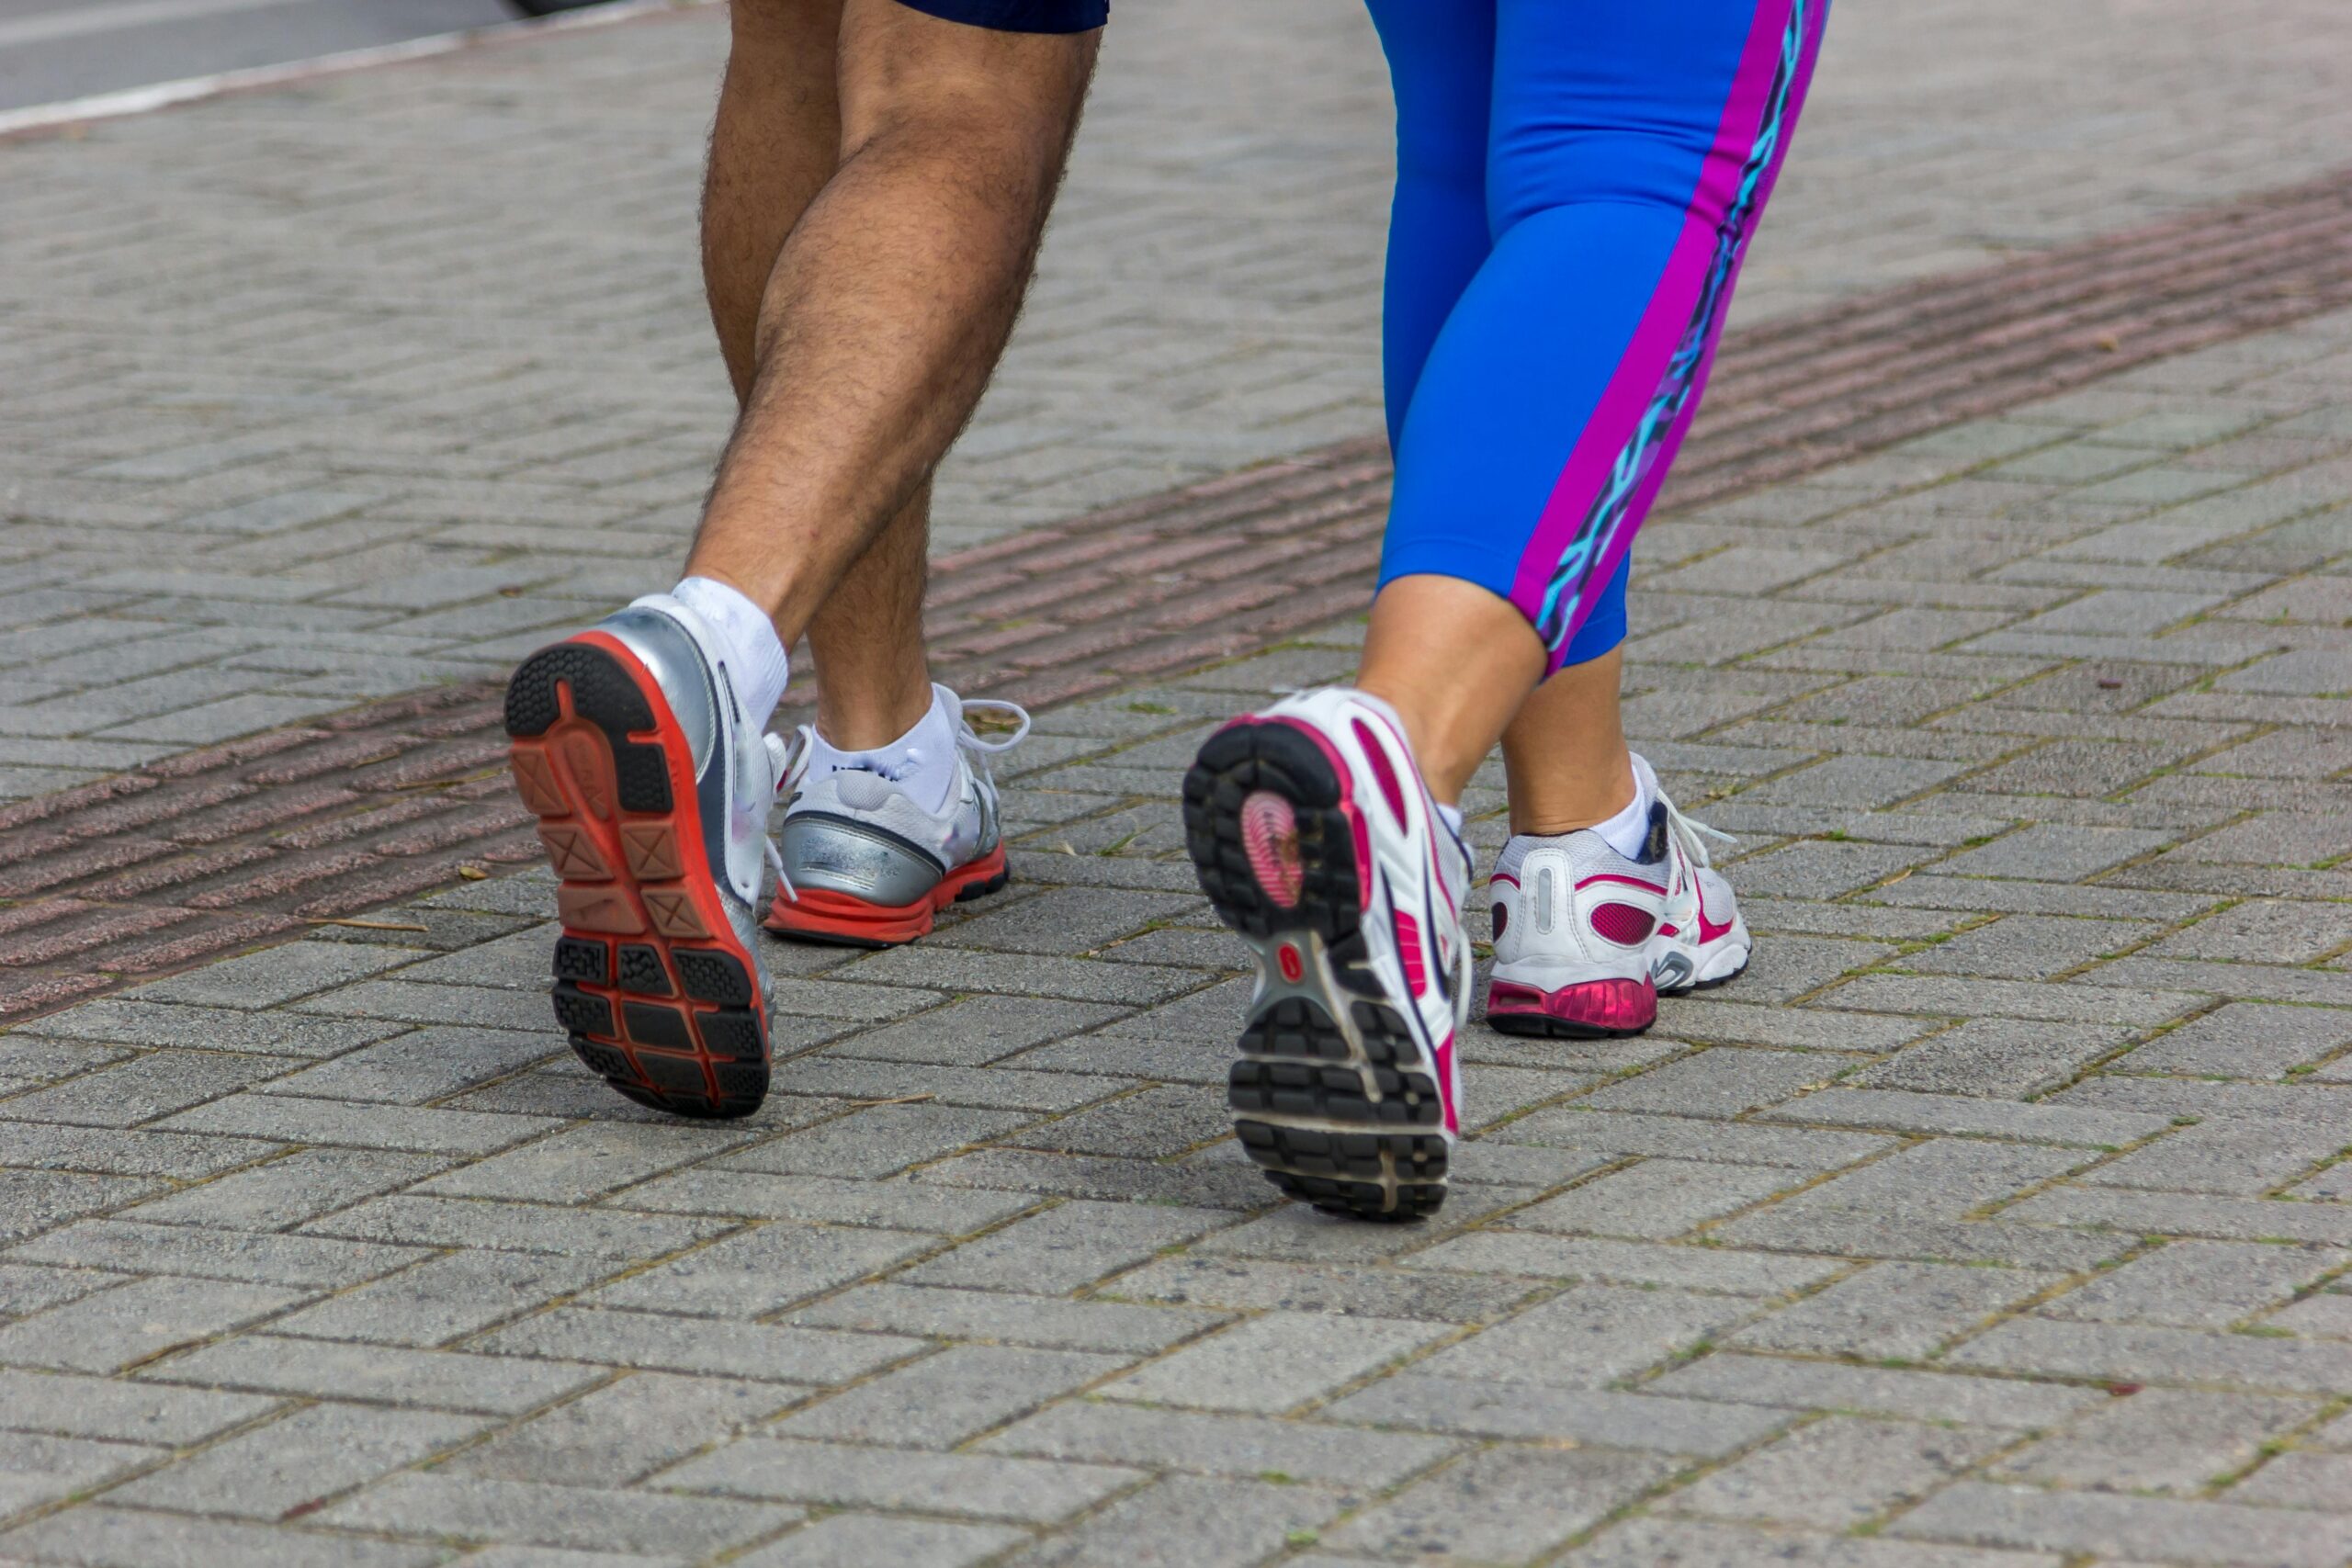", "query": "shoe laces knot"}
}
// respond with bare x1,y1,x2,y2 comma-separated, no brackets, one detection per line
1661,794,1736,870
951,697,1031,792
